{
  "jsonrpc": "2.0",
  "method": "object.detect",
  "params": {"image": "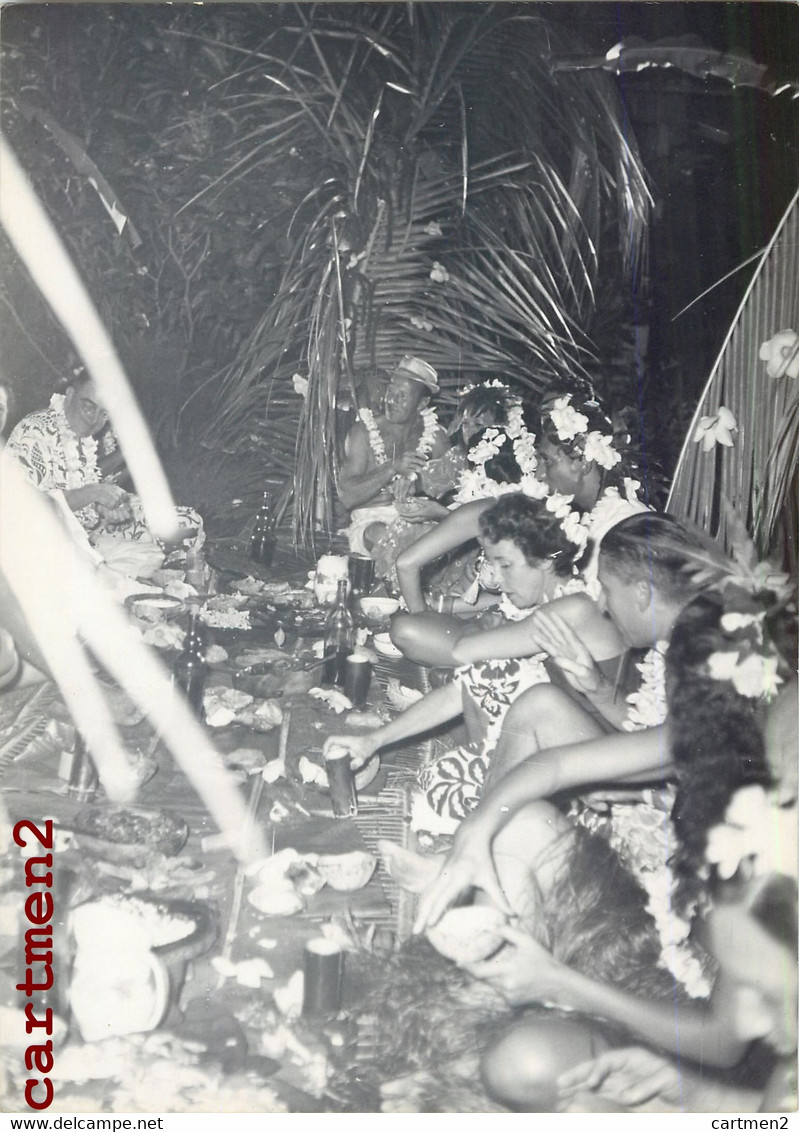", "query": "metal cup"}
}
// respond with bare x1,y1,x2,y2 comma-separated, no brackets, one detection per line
344,654,371,710
348,553,375,597
324,746,358,818
302,938,344,1017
